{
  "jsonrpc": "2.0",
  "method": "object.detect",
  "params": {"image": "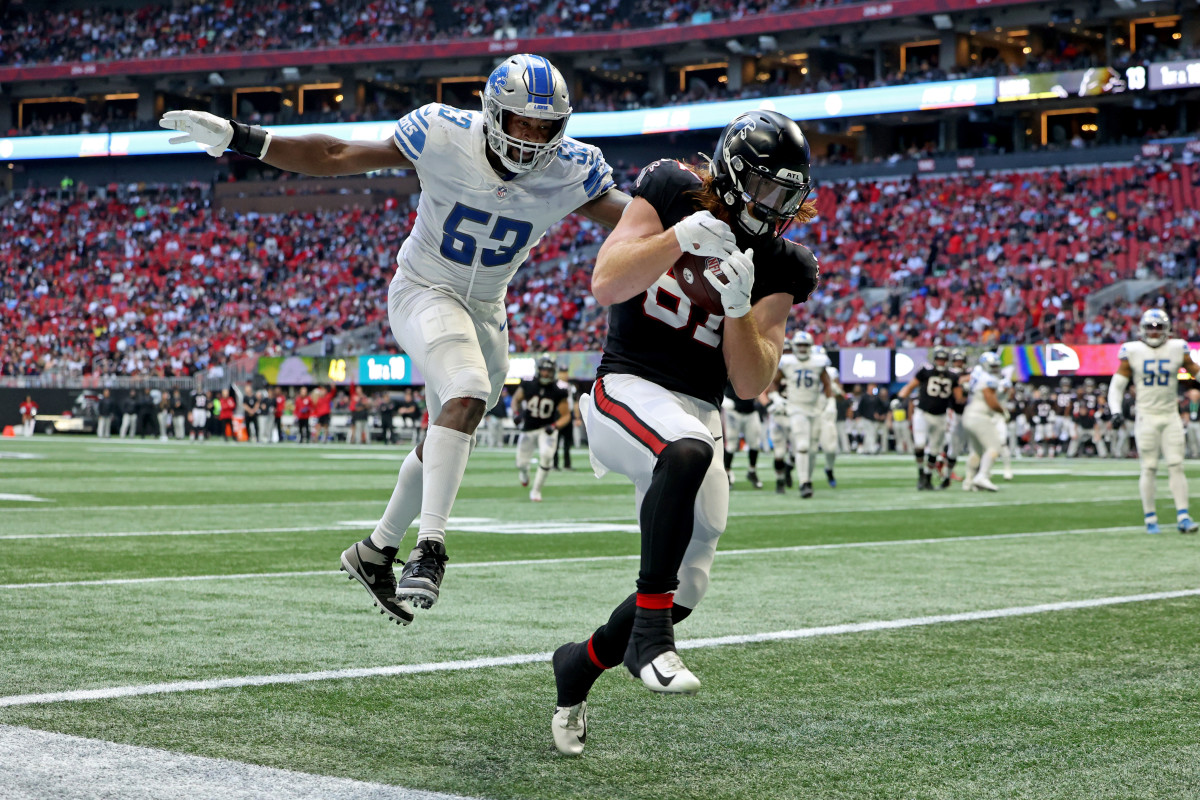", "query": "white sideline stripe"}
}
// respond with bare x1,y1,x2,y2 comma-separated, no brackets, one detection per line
0,526,1131,590
0,525,343,541
0,724,481,800
0,521,642,541
3,586,1196,708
